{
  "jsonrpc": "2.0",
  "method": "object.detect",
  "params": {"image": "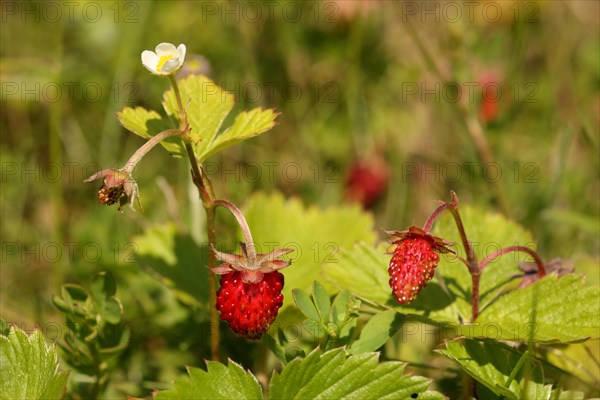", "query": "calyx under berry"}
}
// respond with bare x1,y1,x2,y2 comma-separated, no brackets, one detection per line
210,242,293,283
386,226,454,255
84,168,141,212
